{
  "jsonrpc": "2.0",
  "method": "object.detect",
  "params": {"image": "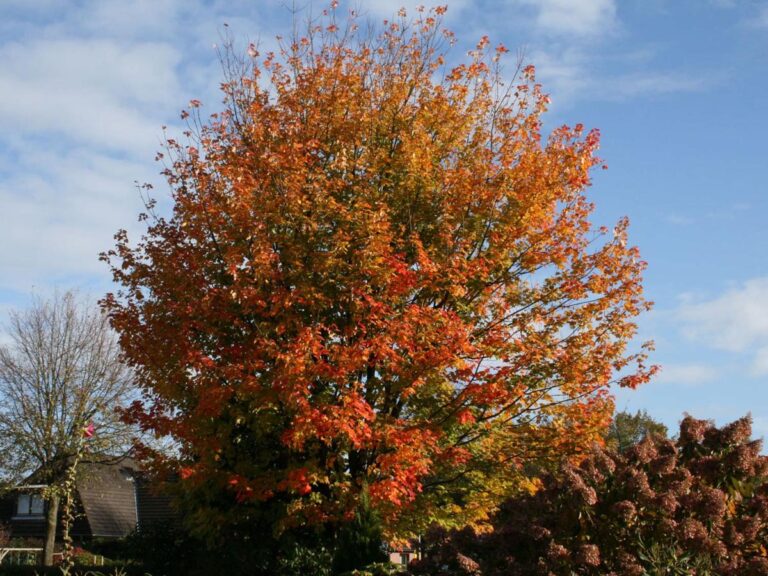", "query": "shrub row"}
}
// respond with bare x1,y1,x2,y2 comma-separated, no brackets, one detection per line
409,416,768,576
